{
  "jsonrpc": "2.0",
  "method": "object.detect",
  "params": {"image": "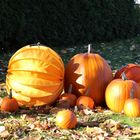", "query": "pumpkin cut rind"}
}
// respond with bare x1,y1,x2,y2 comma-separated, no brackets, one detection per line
6,45,64,107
